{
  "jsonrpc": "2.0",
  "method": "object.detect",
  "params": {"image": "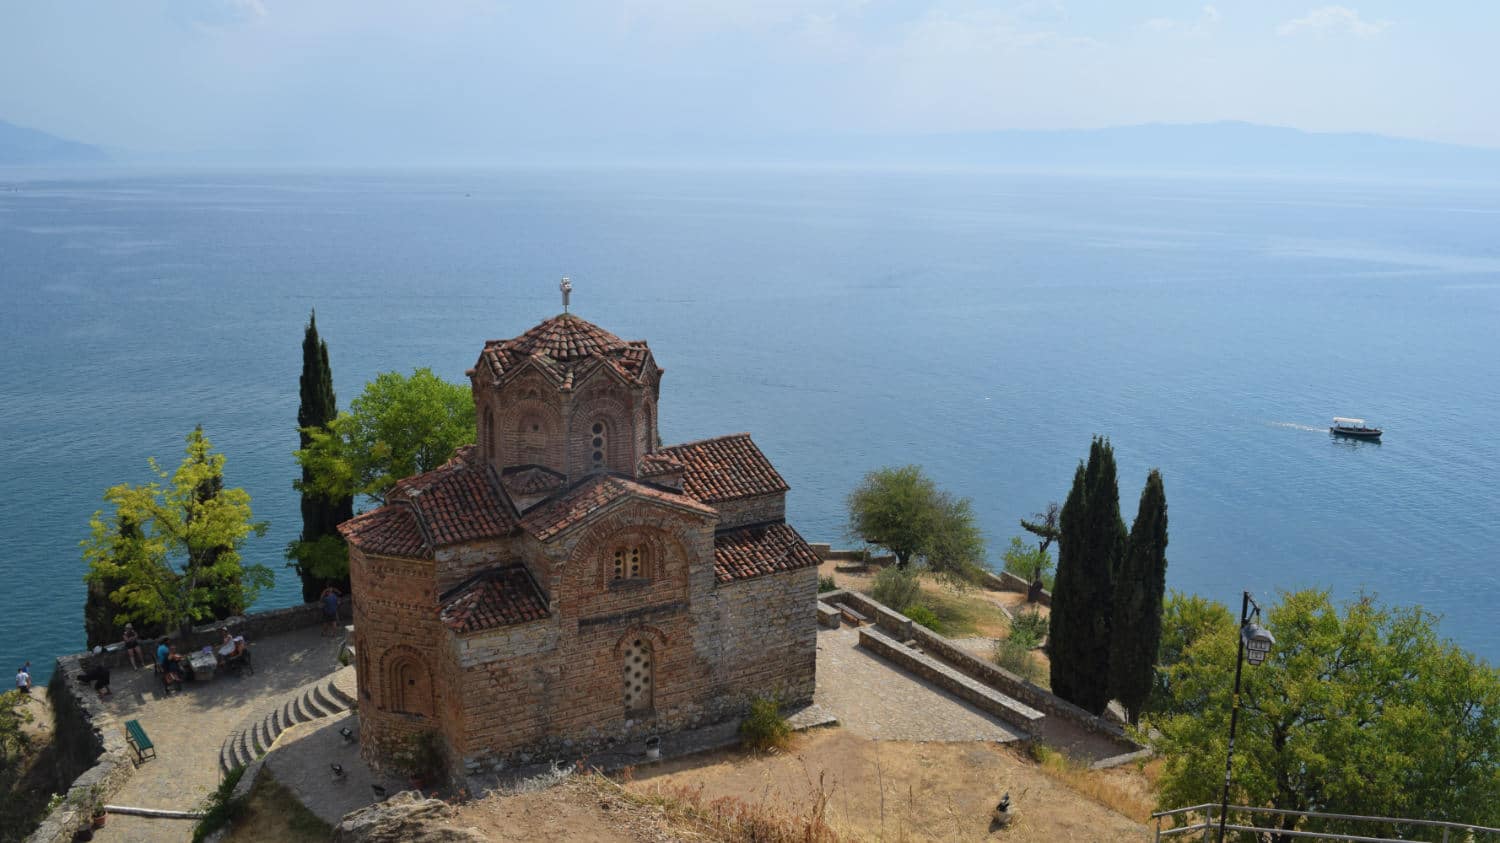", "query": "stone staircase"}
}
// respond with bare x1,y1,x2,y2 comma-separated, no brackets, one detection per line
219,665,358,775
